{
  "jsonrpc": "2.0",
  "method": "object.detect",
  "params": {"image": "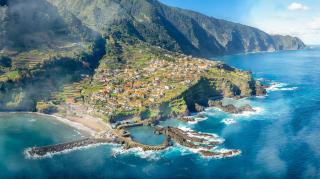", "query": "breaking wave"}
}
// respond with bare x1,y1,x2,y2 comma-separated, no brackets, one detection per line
232,107,264,118
267,82,298,92
24,143,116,159
221,118,237,125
